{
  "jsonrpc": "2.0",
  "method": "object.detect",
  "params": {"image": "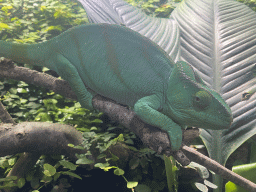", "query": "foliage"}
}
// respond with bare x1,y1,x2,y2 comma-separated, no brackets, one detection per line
163,155,178,191
124,0,256,17
0,155,83,191
124,0,182,18
237,0,256,11
0,0,89,124
0,0,88,43
75,130,171,191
